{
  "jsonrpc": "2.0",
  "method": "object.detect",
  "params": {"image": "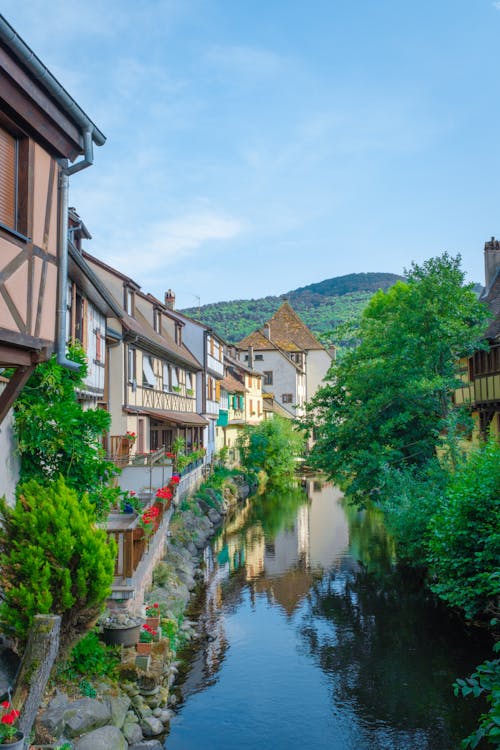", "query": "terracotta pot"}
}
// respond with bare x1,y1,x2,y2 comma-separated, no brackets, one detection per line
146,615,160,628
136,641,152,655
